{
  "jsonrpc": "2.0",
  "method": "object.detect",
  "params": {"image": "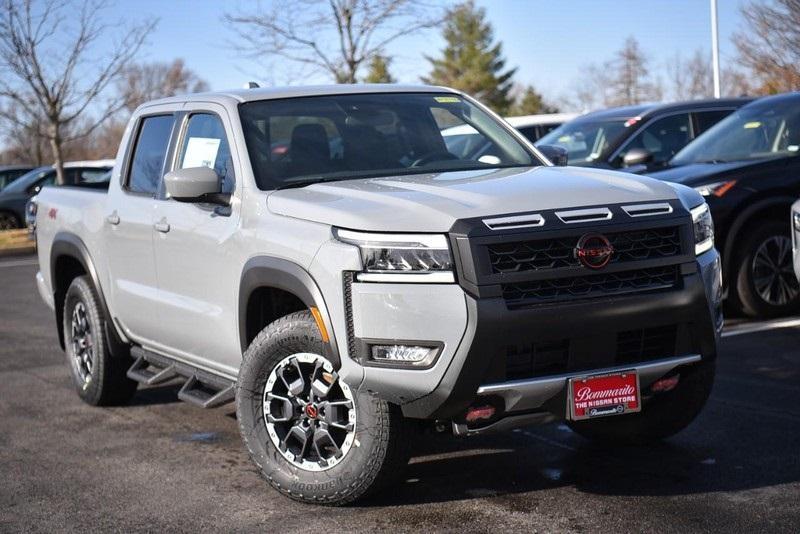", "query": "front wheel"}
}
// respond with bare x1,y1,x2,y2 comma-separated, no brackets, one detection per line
731,221,800,318
567,359,715,445
236,311,411,505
